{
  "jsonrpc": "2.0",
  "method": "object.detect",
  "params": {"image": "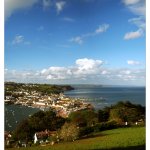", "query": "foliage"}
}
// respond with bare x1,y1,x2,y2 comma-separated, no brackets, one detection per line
109,101,145,124
59,122,79,141
79,126,94,137
93,121,119,132
98,108,110,122
6,127,145,150
68,109,98,127
12,119,32,141
9,99,145,147
12,110,66,141
5,82,74,97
